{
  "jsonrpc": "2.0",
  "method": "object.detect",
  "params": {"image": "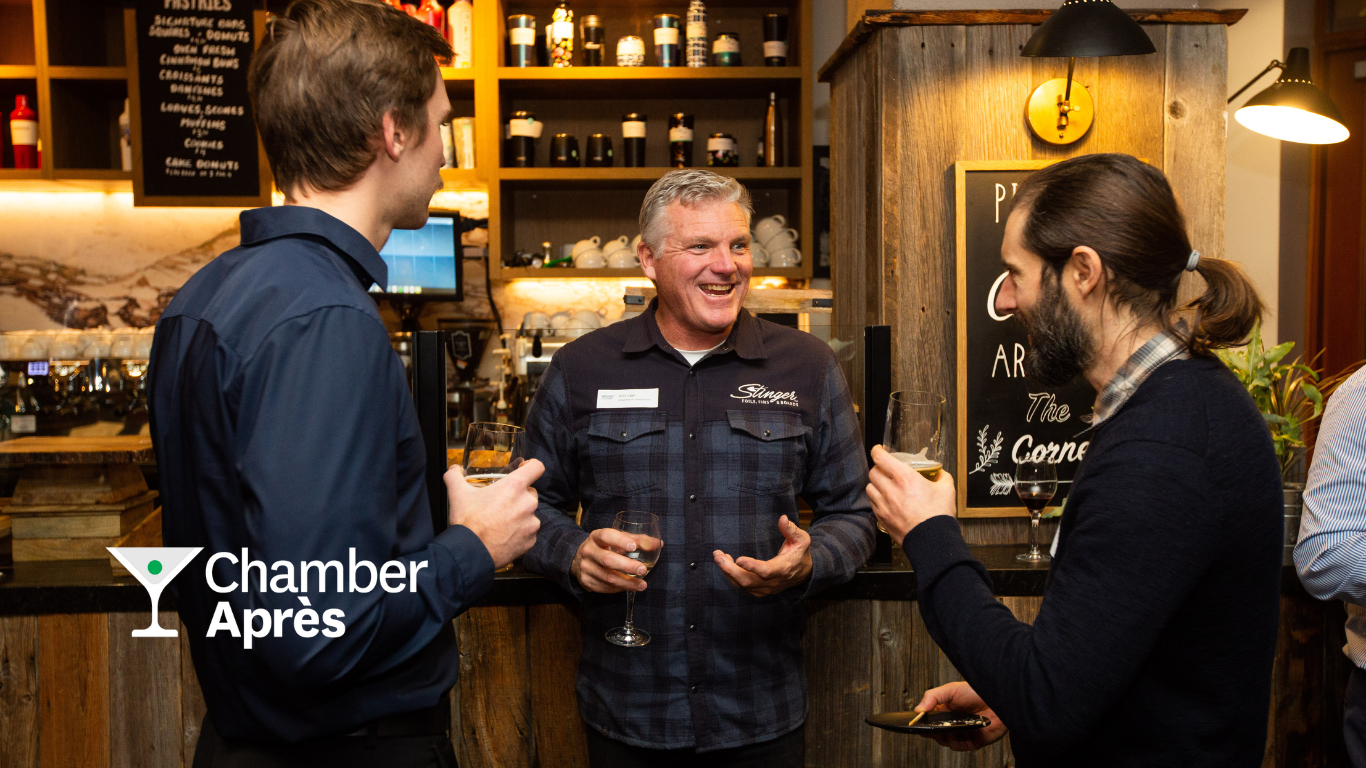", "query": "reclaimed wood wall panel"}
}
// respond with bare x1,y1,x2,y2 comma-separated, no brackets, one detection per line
804,599,873,768
108,612,182,768
963,25,1035,162
1094,26,1168,168
457,605,531,768
868,599,915,767
1164,23,1228,265
37,612,110,768
0,615,39,768
178,620,206,766
527,604,588,768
